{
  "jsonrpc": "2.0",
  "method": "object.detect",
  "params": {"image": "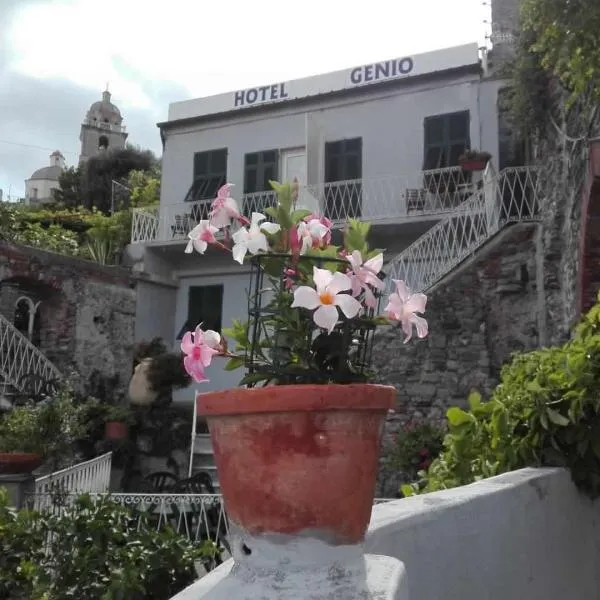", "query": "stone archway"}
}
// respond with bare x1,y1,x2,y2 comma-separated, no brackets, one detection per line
578,139,600,314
